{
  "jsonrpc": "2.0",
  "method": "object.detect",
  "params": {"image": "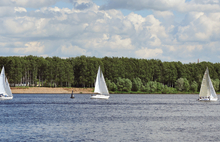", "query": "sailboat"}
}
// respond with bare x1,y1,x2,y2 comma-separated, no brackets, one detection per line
0,66,13,100
90,66,109,99
198,67,218,101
